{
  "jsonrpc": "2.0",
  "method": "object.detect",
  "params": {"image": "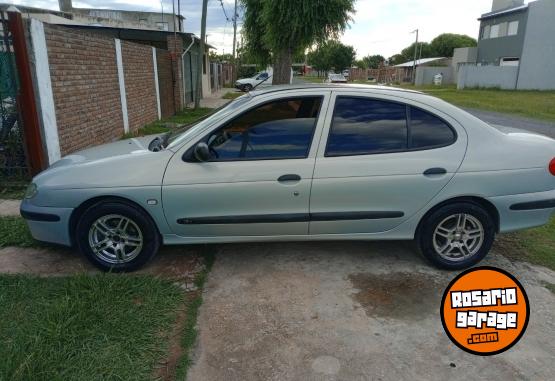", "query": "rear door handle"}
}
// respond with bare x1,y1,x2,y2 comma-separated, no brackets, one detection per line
278,174,301,182
423,167,447,176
